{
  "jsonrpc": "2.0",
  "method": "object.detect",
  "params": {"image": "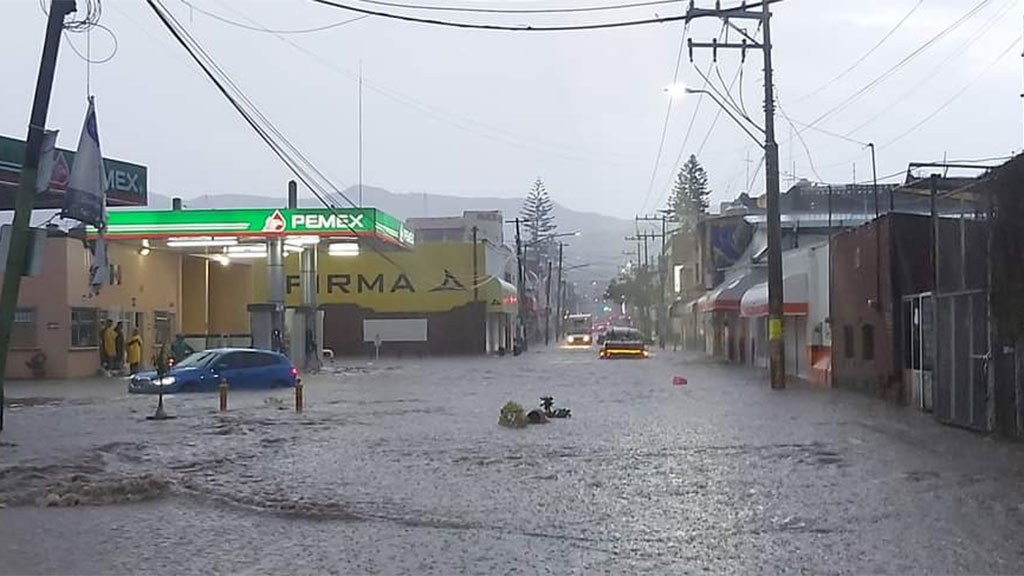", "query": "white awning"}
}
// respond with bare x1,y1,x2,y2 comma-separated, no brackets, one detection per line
698,270,766,313
740,273,809,317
